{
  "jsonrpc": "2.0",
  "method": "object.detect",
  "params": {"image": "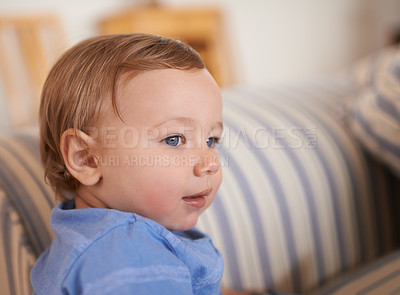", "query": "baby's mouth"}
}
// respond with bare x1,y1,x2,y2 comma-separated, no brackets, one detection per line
182,188,212,209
